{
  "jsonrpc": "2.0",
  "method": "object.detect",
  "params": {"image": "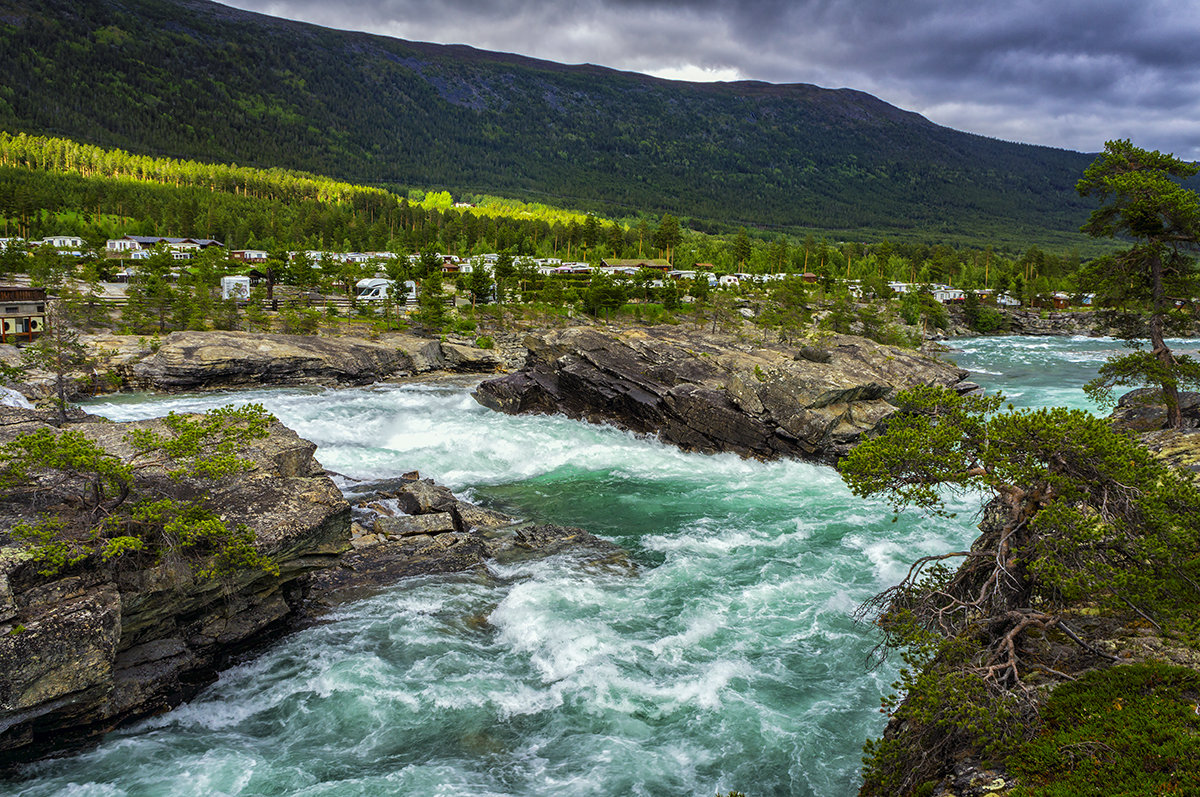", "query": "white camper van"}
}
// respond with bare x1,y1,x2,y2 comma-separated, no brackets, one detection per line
356,278,417,303
220,275,252,301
